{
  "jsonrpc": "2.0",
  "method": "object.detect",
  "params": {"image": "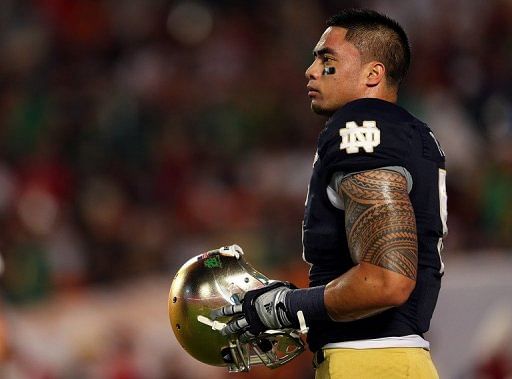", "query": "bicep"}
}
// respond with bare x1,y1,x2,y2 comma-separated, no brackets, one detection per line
339,169,418,280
